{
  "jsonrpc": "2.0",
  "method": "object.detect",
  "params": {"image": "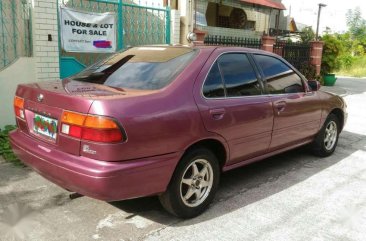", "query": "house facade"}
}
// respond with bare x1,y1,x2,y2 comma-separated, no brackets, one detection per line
165,0,286,44
194,0,286,39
